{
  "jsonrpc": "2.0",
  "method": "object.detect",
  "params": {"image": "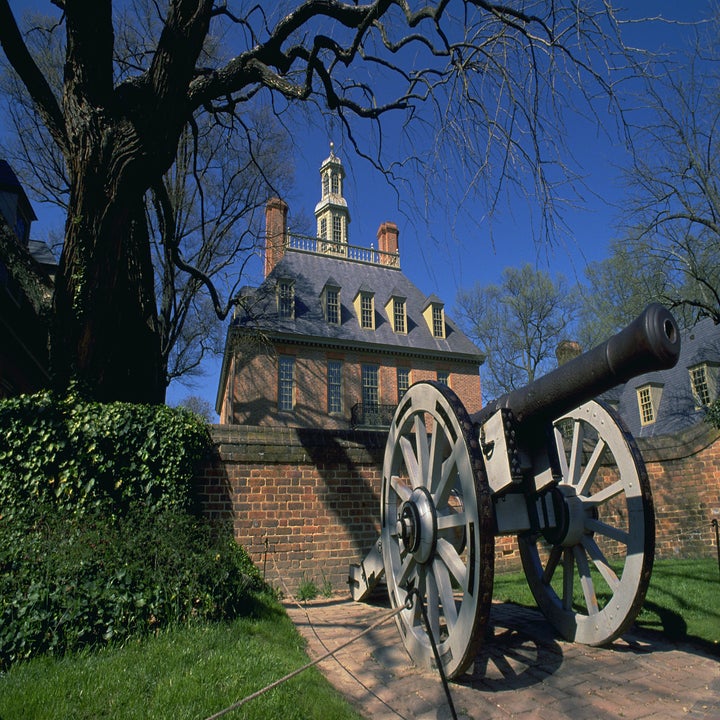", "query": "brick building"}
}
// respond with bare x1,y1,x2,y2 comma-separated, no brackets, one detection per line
216,147,484,428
